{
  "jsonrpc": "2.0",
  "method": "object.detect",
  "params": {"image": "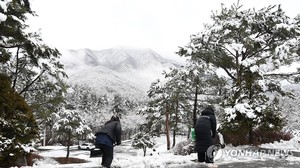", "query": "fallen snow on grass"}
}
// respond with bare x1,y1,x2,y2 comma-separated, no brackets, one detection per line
260,136,300,151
